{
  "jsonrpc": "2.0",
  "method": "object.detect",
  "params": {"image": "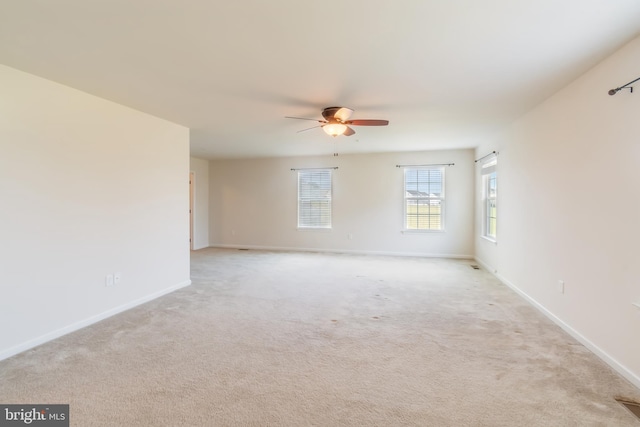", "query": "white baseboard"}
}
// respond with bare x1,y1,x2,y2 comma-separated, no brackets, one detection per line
474,256,640,390
210,243,473,259
473,257,496,274
0,280,192,362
